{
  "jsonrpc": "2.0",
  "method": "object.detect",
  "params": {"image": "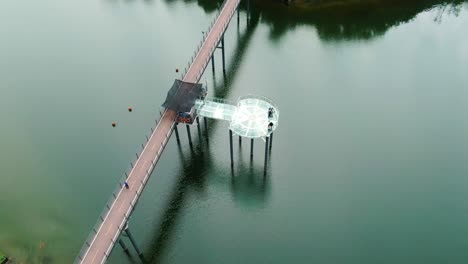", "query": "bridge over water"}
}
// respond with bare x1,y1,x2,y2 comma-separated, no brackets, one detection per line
76,0,279,262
